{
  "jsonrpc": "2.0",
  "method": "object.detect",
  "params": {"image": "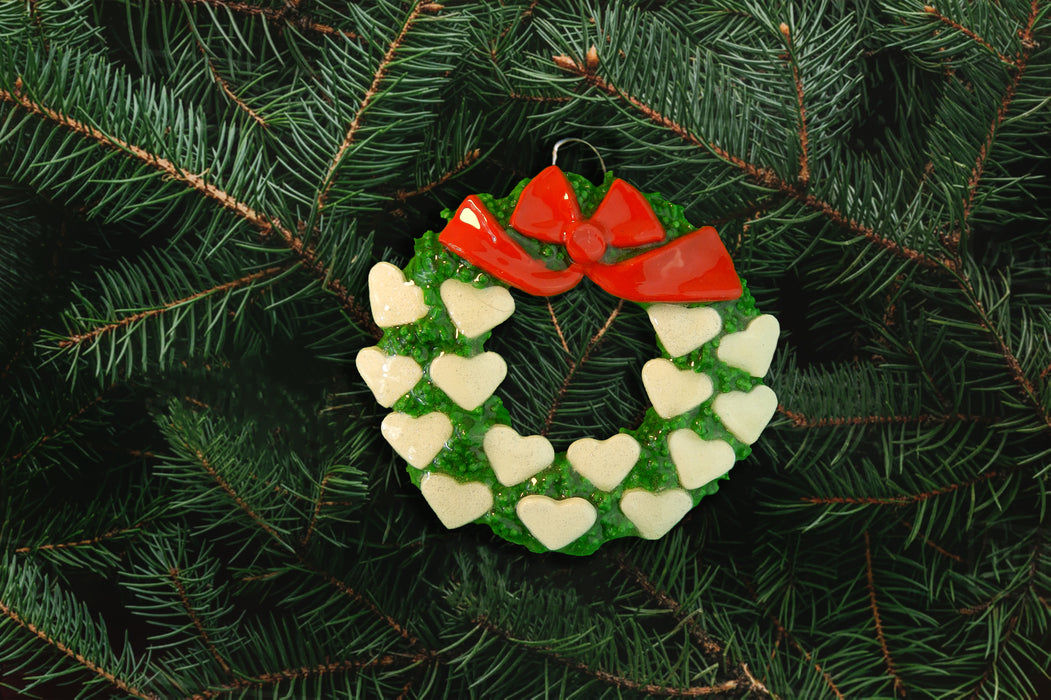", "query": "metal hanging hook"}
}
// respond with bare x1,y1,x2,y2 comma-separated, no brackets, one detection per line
551,138,607,178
